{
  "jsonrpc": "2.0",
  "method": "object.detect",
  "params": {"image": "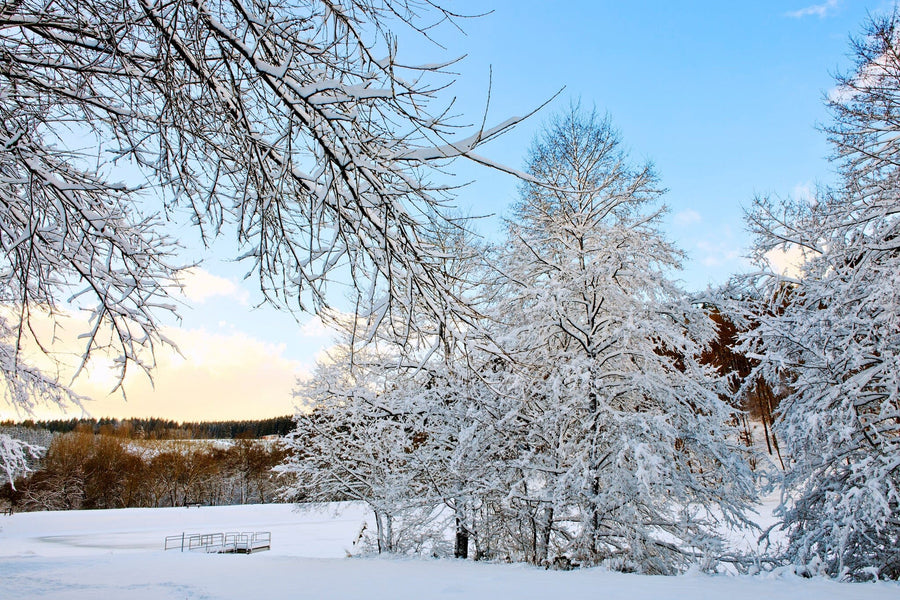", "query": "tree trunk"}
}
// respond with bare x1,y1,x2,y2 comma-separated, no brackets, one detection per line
537,506,554,565
454,516,469,559
374,509,393,553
